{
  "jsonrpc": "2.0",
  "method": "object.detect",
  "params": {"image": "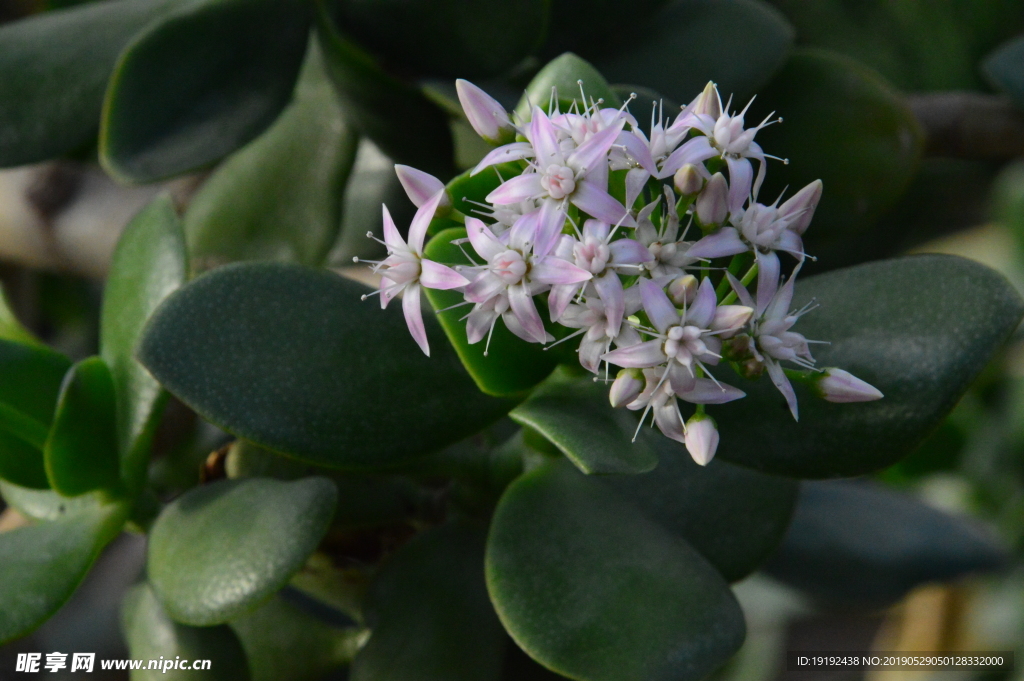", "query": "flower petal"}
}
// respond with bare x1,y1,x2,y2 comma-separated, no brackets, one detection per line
532,256,593,286
678,378,745,404
687,277,717,328
508,283,548,343
594,271,625,337
533,199,566,258
755,250,781,317
566,117,625,175
660,135,715,178
408,190,444,252
465,271,505,304
640,277,679,333
395,165,445,209
420,259,469,290
529,106,562,166
686,227,747,261
608,238,653,265
725,156,753,214
547,282,581,321
466,217,505,261
487,173,543,205
766,359,798,420
402,284,429,356
382,204,405,250
572,180,635,227
471,142,534,175
601,339,665,368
